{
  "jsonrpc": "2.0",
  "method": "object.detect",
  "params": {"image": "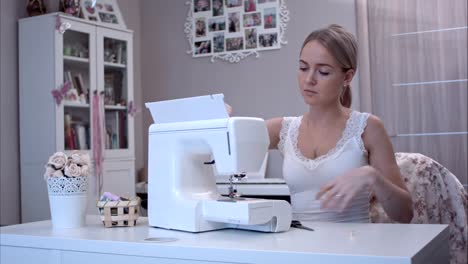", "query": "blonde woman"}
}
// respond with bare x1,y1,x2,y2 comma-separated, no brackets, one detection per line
267,24,413,223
